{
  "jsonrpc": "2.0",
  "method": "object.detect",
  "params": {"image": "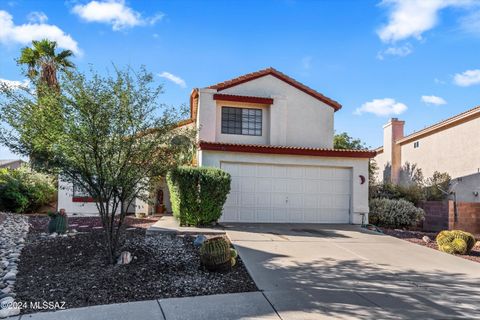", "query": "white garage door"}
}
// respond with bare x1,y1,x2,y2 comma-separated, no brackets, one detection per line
220,162,352,223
